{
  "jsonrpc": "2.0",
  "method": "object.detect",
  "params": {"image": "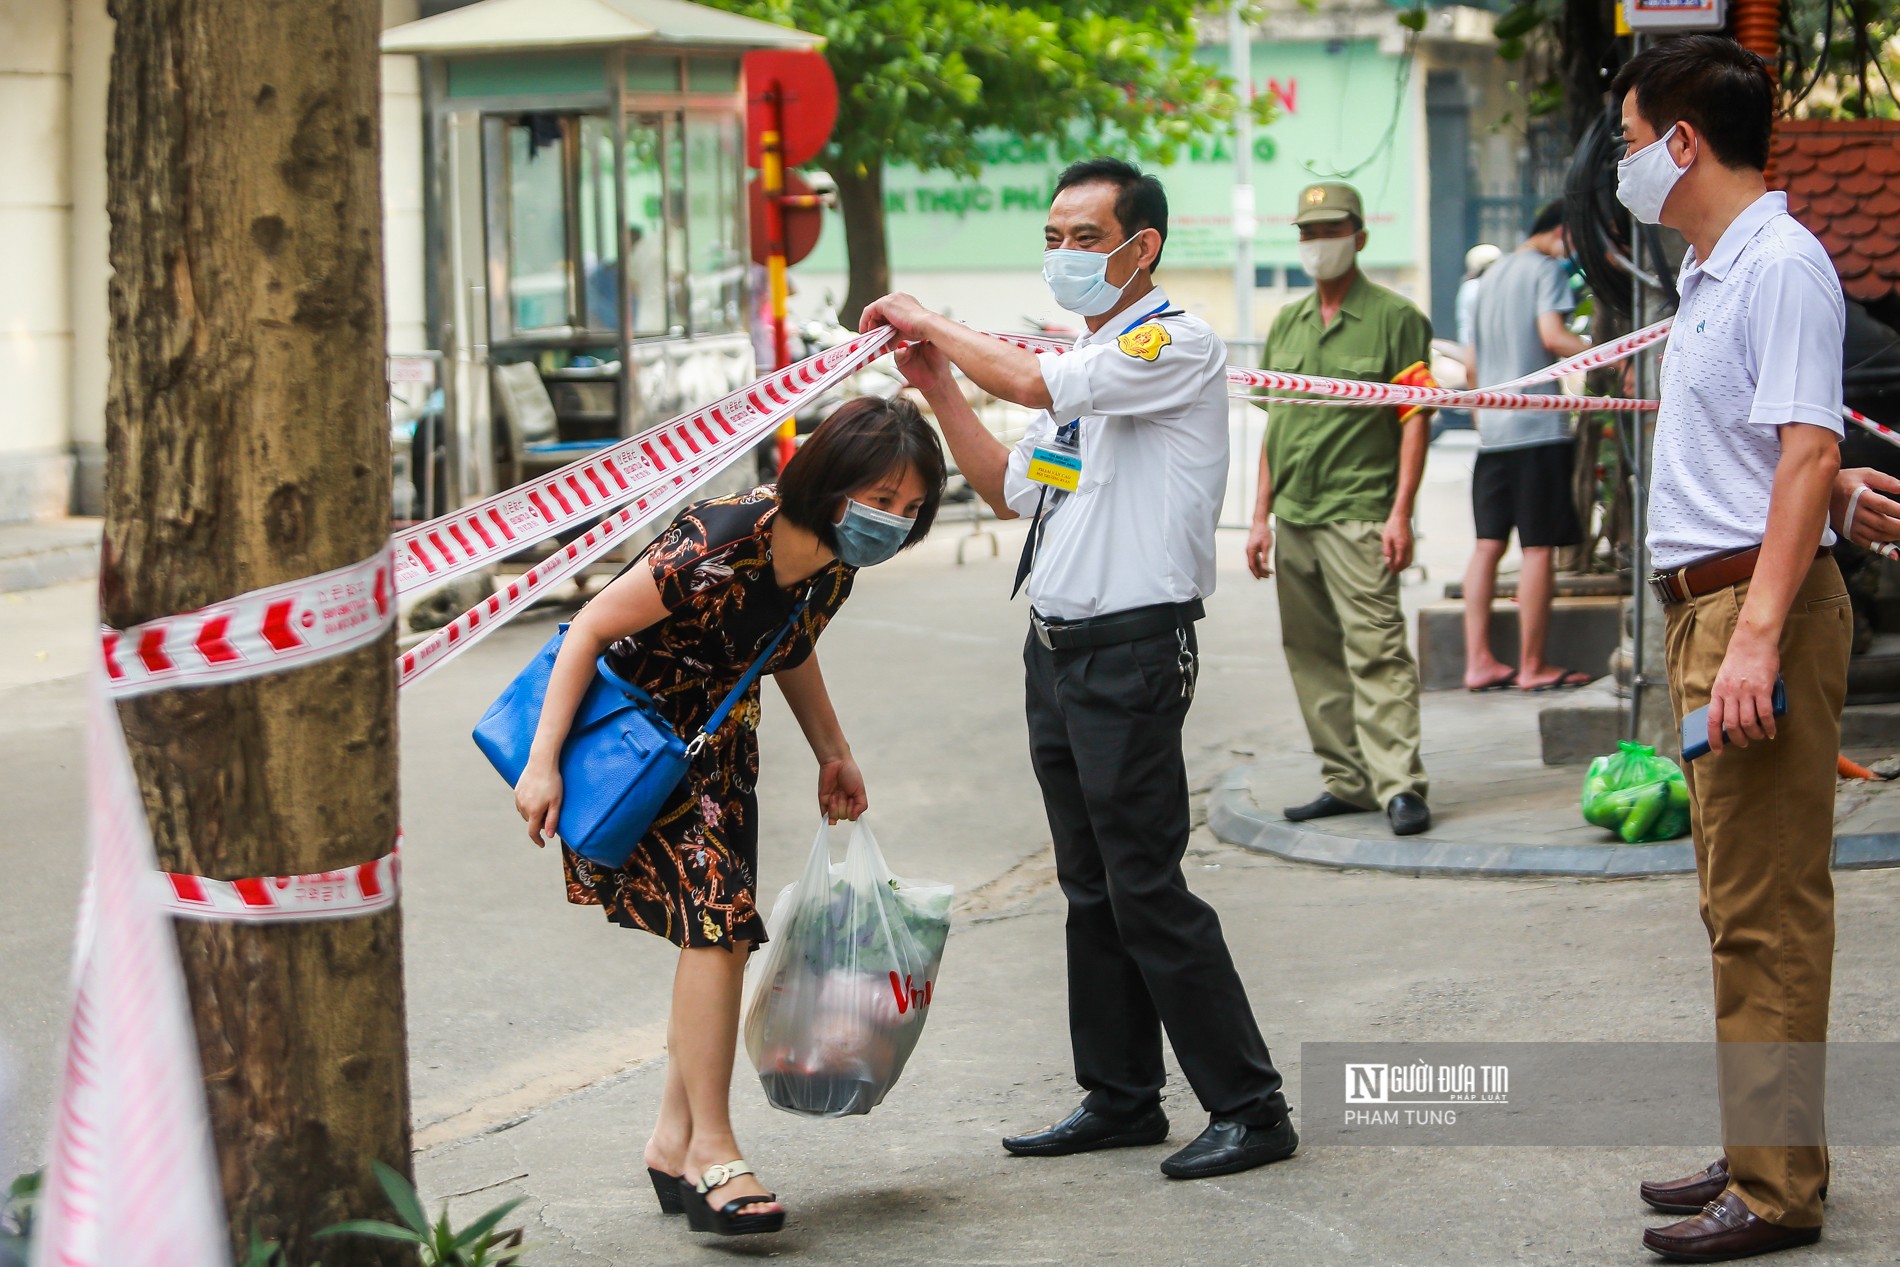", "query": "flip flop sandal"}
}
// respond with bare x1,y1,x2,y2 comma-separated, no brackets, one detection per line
1468,673,1518,693
1525,668,1594,693
684,1161,786,1237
